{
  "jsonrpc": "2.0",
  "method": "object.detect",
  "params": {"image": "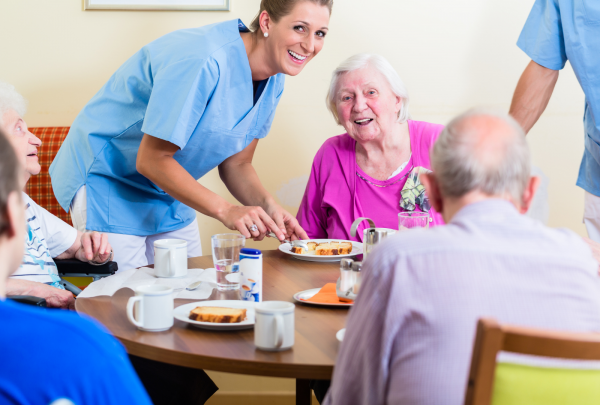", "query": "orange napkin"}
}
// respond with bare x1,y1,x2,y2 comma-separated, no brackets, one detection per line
302,283,352,304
